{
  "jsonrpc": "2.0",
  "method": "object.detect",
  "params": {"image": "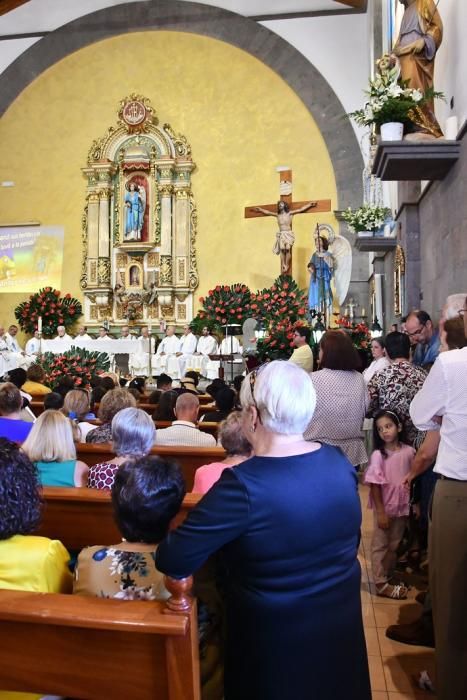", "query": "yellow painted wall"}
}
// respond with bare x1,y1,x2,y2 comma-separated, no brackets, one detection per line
0,31,337,336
